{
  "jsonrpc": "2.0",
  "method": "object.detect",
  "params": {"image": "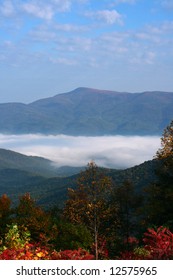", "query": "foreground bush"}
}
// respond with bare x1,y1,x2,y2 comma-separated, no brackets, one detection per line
120,226,173,260
143,226,173,259
0,245,95,260
1,224,173,259
0,223,94,260
0,243,50,260
51,248,94,260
